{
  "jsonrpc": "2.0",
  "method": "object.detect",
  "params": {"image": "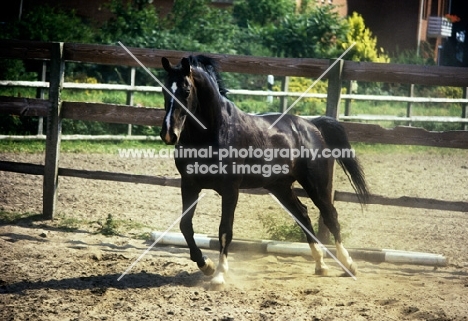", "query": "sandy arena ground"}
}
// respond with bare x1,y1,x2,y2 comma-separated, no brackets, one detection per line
1,148,467,320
